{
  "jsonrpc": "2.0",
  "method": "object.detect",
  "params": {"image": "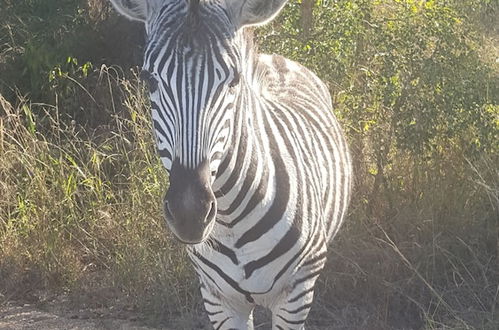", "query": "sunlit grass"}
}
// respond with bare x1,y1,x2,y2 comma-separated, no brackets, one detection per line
0,71,197,319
